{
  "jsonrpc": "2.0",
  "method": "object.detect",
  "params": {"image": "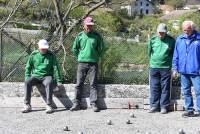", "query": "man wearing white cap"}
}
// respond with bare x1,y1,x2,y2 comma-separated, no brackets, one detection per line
148,23,175,114
71,16,105,112
22,39,62,114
